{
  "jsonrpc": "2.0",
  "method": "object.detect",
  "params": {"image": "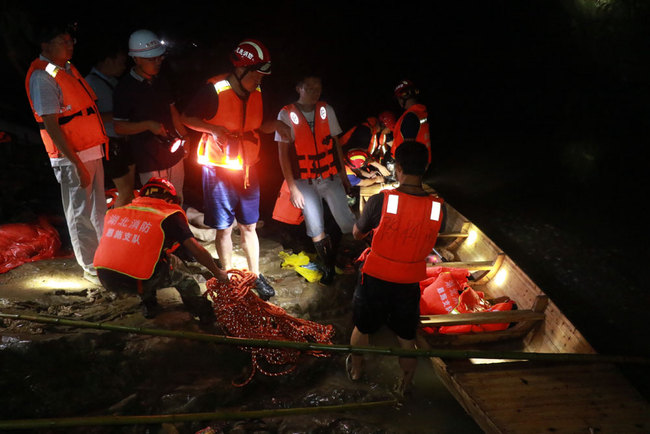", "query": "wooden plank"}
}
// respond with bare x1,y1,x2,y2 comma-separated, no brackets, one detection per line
420,310,544,326
436,232,469,238
429,260,495,270
442,361,650,433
